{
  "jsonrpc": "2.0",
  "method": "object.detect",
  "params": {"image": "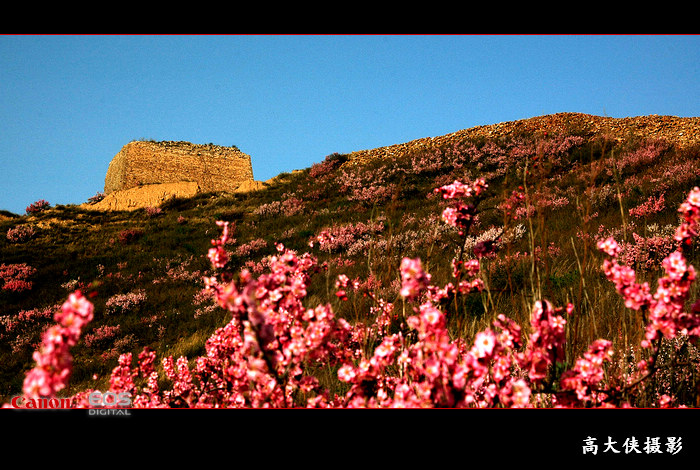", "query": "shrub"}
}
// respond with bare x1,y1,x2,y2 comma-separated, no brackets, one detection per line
105,289,147,316
311,220,385,253
629,192,666,219
0,263,37,292
254,194,305,218
118,228,144,245
86,192,105,204
615,138,670,174
235,238,268,257
145,206,163,217
83,324,121,348
6,225,36,243
308,152,347,179
25,199,50,215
